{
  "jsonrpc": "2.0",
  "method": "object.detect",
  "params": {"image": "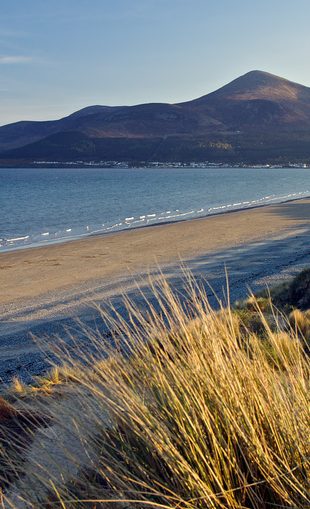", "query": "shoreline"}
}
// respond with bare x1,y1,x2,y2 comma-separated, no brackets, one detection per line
1,192,310,255
0,162,309,169
1,197,310,307
1,197,310,383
